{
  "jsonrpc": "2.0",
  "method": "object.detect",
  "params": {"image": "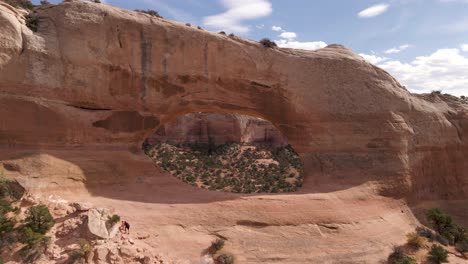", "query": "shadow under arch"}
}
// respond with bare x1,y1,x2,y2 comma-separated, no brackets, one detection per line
0,92,400,204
